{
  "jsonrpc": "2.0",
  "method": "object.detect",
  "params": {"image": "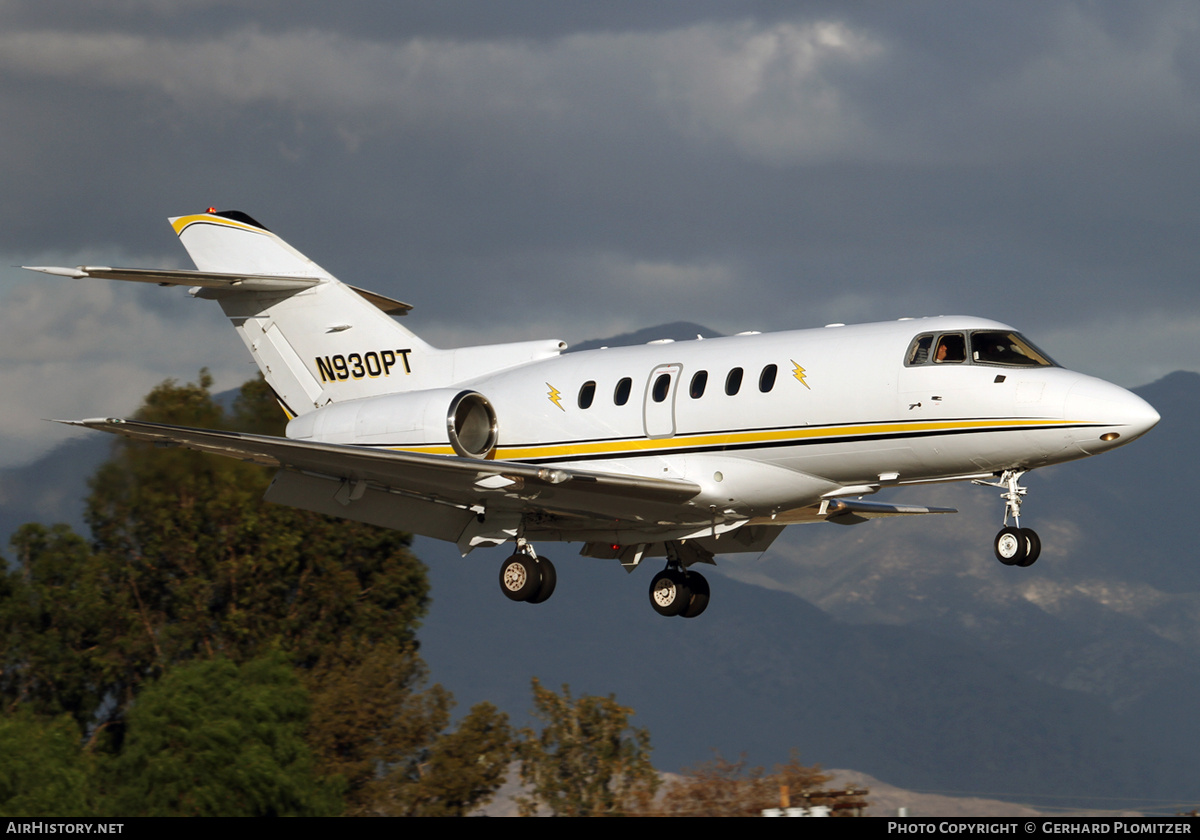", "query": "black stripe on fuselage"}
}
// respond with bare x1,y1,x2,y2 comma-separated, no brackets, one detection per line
355,418,1102,464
